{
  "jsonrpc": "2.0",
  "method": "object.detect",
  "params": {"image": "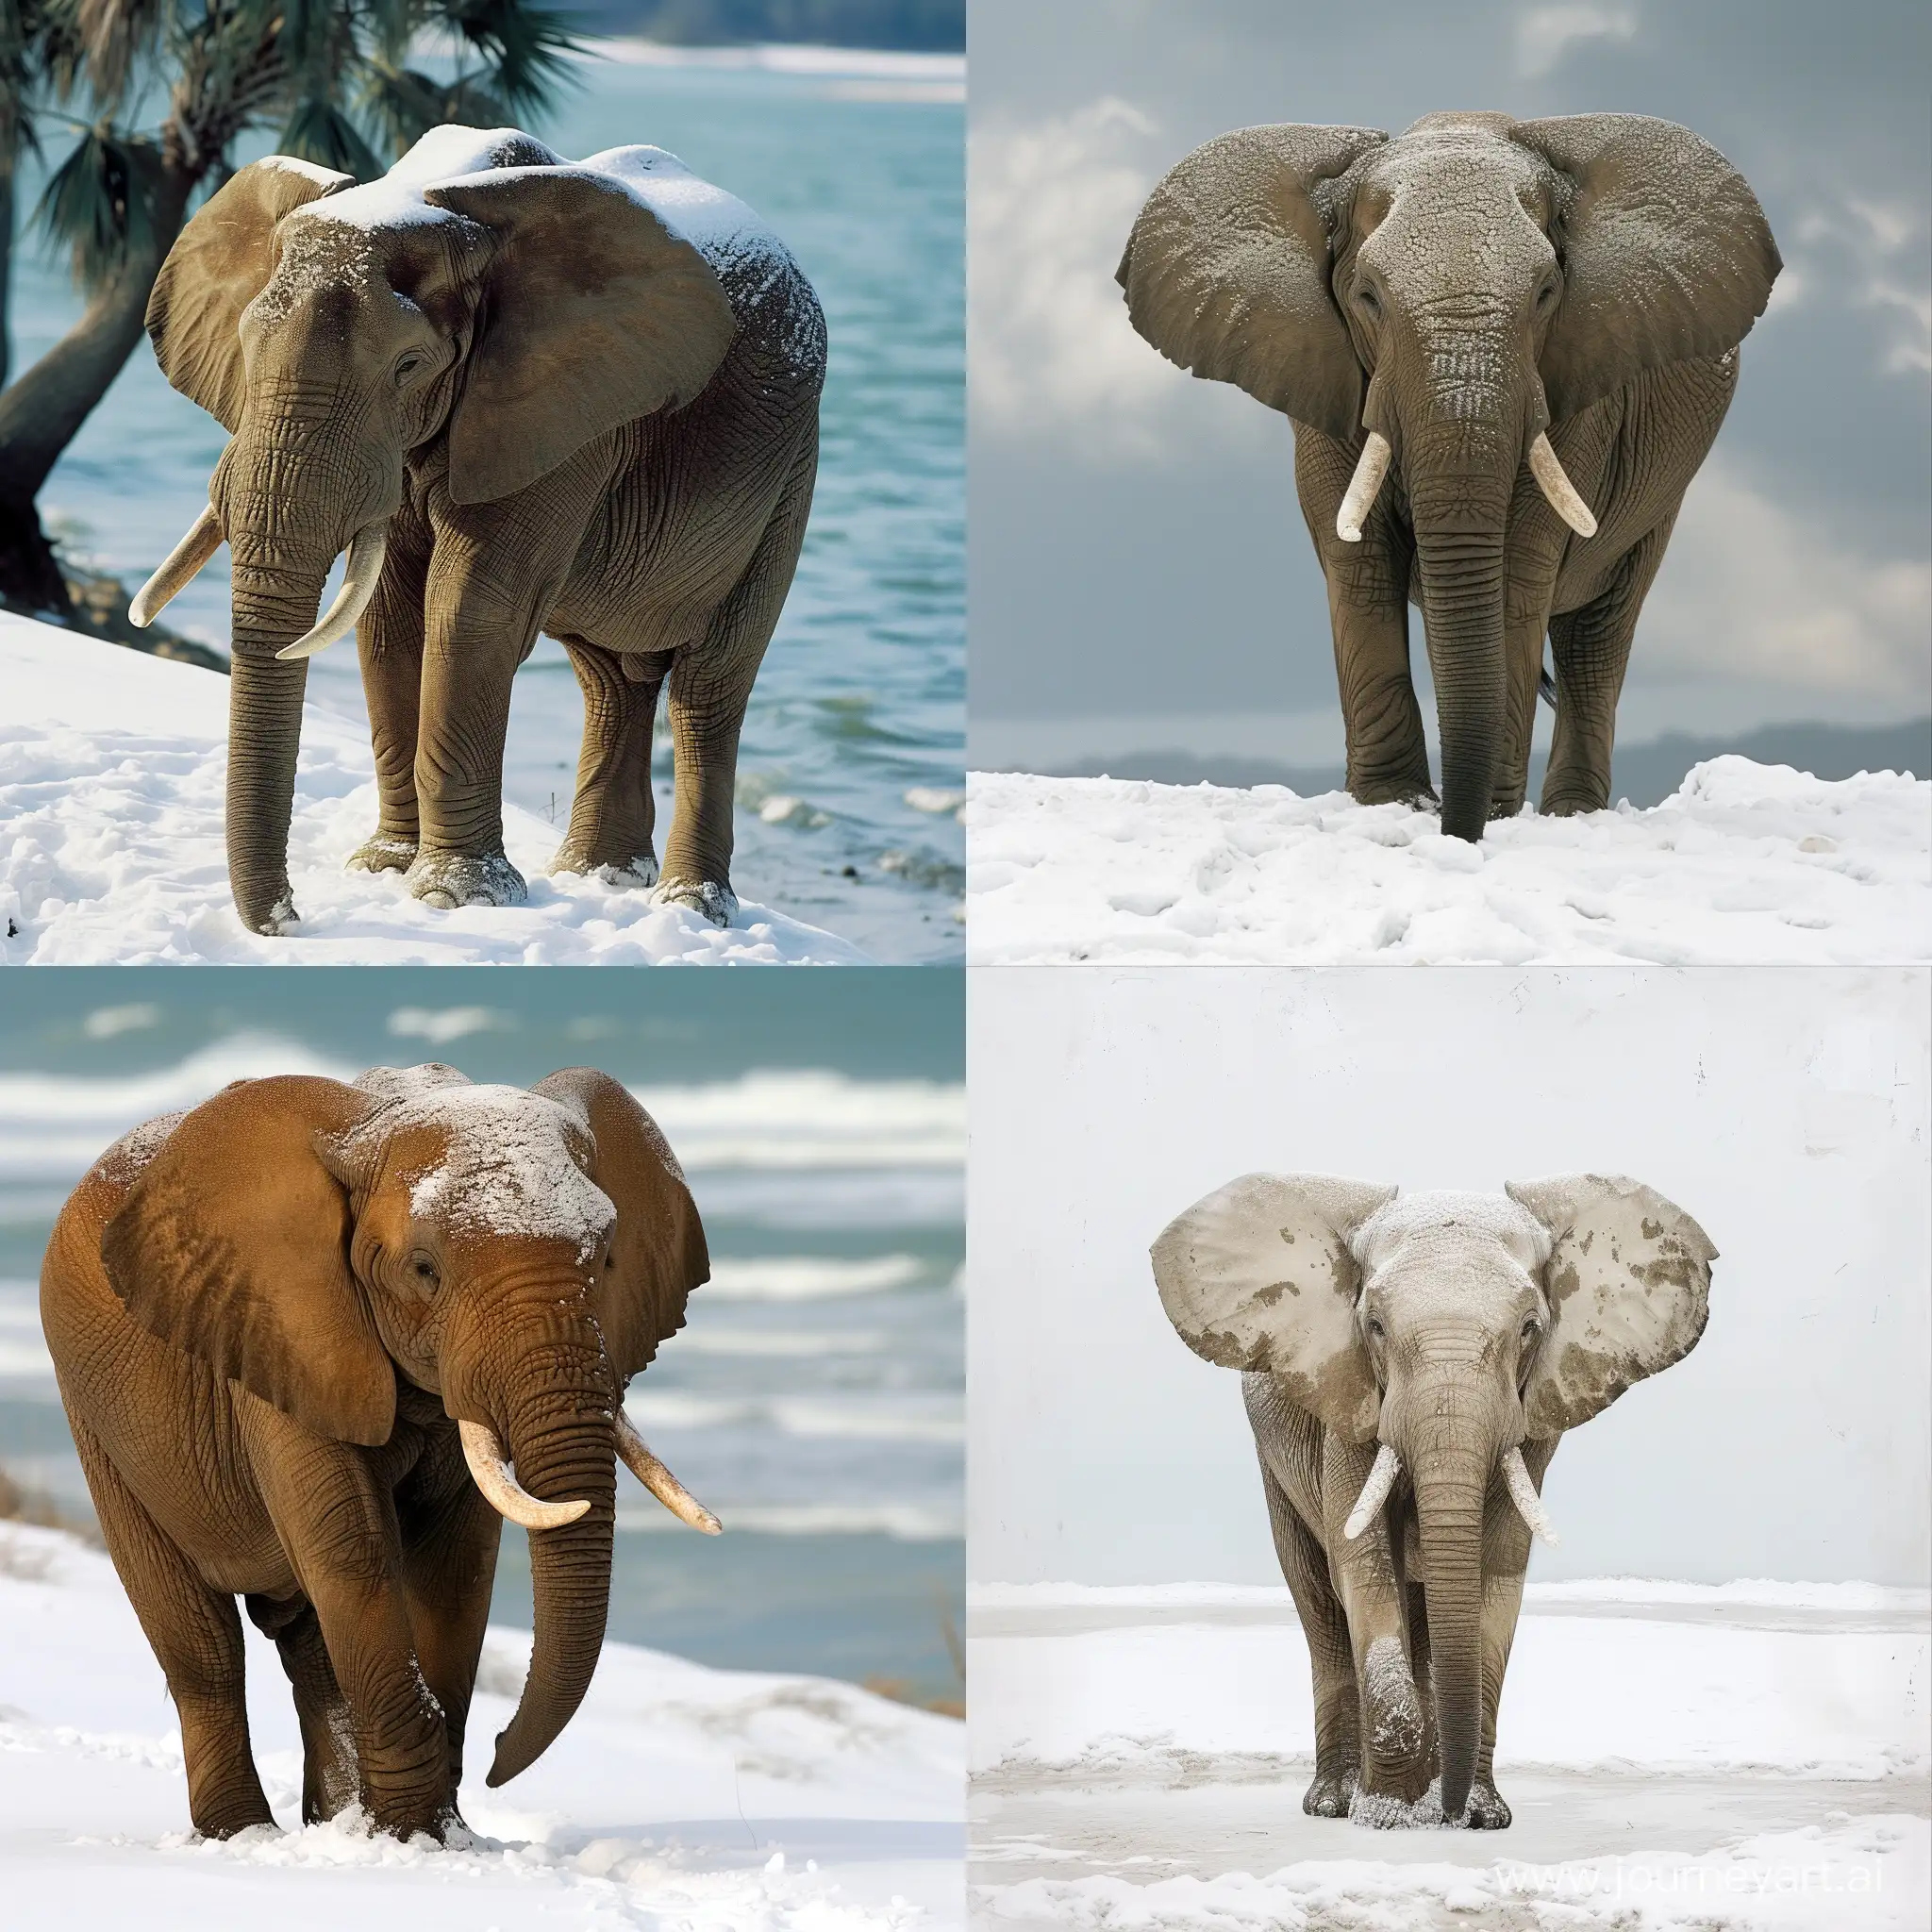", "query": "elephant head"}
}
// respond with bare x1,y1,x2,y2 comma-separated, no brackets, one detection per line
132,126,739,932
1152,1171,1713,1822
98,1060,714,1787
1119,112,1779,839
